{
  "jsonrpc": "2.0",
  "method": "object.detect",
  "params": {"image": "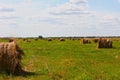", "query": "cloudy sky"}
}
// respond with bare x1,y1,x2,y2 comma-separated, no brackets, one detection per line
0,0,120,37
